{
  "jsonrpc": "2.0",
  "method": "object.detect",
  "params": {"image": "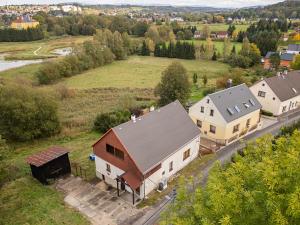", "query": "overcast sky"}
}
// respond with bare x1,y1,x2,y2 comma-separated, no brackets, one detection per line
0,0,284,8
